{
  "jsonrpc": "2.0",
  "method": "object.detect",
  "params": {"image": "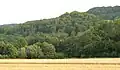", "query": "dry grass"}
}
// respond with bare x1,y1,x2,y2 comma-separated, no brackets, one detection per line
0,58,120,70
